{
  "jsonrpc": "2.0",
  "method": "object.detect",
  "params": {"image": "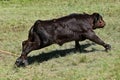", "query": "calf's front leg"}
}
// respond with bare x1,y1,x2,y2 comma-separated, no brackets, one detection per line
75,41,81,50
84,30,111,51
